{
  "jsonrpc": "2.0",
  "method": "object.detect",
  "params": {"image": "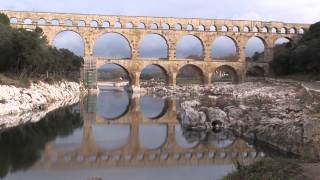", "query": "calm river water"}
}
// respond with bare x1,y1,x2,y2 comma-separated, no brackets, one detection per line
0,88,266,180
